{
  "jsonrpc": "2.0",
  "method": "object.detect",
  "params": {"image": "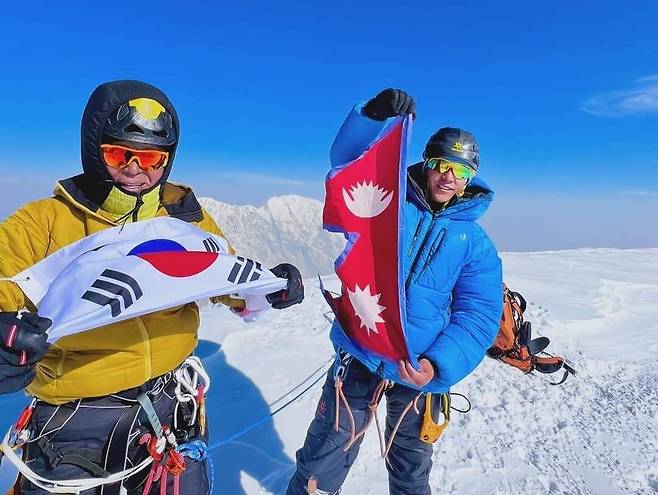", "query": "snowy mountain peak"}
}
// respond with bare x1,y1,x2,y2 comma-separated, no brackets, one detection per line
199,195,344,277
264,195,326,236
265,194,321,211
